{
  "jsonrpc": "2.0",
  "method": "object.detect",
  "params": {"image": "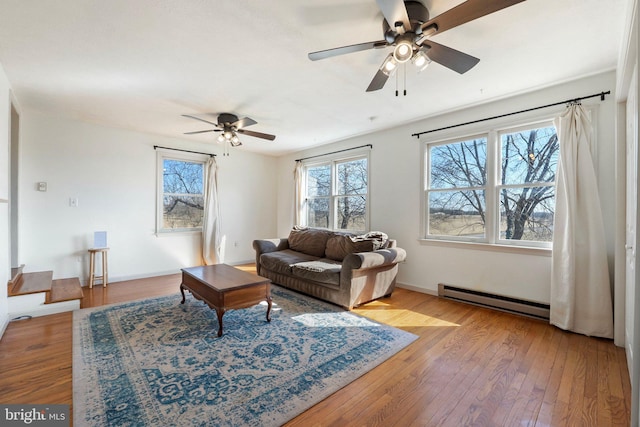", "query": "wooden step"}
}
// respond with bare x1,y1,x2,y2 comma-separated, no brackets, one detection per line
9,271,53,296
7,264,25,294
10,264,24,284
48,278,84,303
